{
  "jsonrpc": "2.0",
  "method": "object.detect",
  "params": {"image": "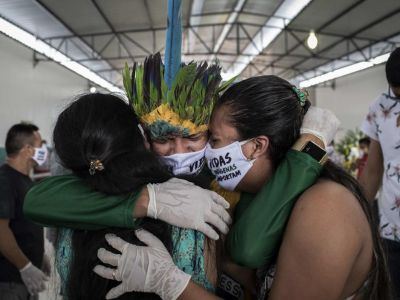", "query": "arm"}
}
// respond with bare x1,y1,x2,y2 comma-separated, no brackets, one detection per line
269,182,366,300
24,176,230,239
358,139,383,202
227,149,322,268
23,175,140,230
94,231,222,299
178,281,221,300
0,219,30,269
